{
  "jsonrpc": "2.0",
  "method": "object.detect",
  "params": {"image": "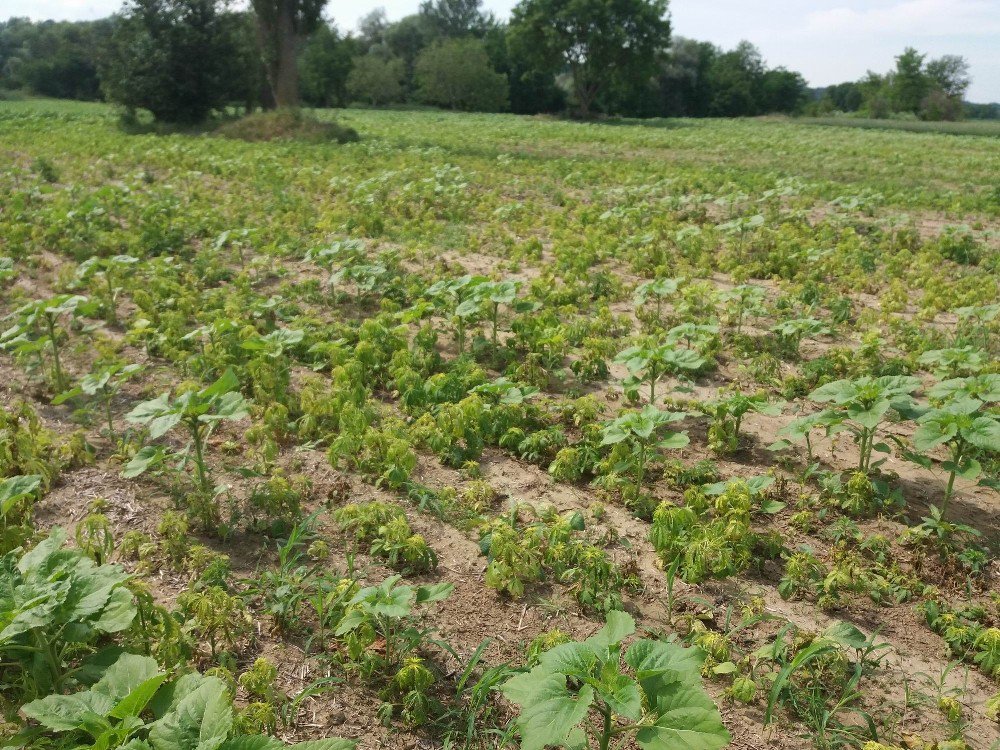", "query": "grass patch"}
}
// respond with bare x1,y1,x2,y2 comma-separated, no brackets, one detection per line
796,116,1000,137
214,109,359,143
